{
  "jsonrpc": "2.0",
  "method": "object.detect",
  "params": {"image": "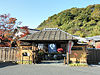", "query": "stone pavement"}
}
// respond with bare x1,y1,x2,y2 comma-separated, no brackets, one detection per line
0,61,100,75
90,64,100,67
38,60,100,67
39,60,64,65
